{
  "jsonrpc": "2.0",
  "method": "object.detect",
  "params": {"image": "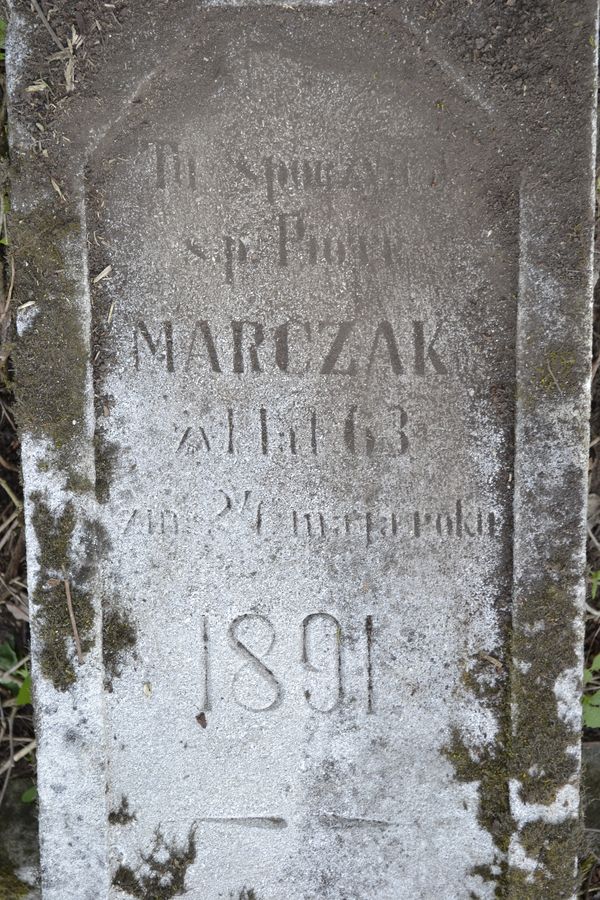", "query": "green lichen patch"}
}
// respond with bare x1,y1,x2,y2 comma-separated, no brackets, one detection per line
507,820,580,898
112,826,196,899
94,425,119,504
109,796,136,826
444,583,582,898
0,860,30,900
511,585,580,808
81,514,112,566
444,723,514,865
103,605,137,686
533,349,577,396
13,209,88,462
30,494,95,691
65,470,94,494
